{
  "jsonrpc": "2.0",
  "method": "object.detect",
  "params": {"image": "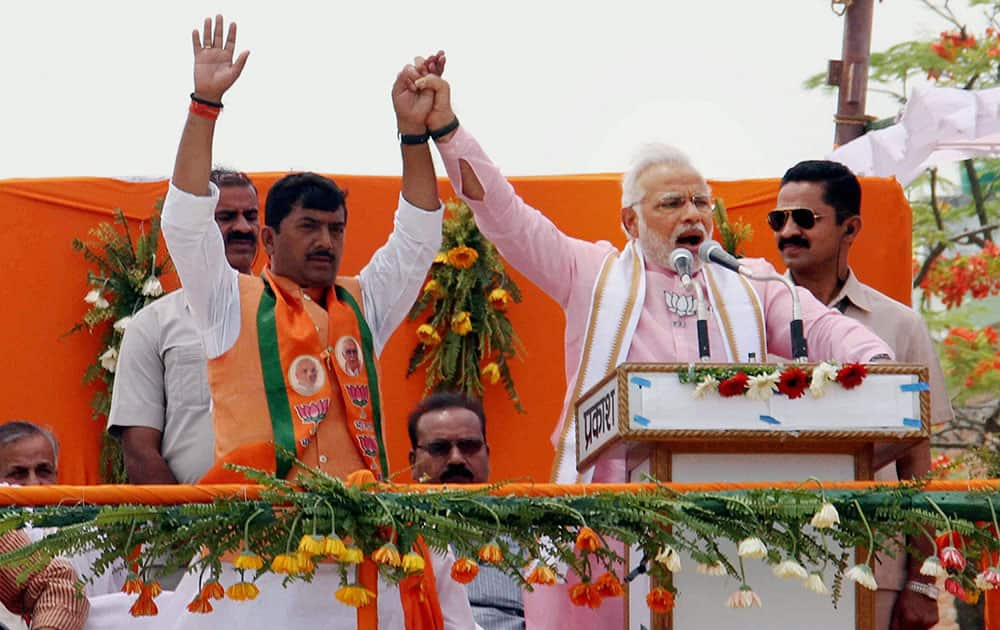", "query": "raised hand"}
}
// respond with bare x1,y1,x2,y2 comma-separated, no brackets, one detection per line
190,15,250,103
392,63,433,135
